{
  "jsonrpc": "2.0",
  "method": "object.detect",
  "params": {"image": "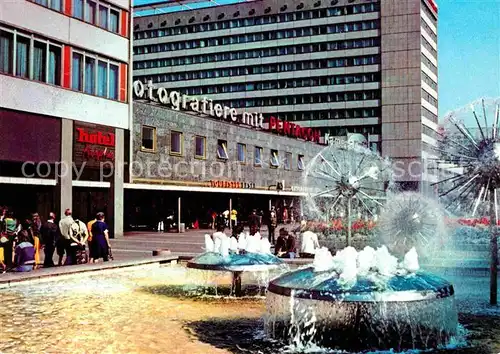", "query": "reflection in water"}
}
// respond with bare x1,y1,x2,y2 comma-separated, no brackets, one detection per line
0,265,498,354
